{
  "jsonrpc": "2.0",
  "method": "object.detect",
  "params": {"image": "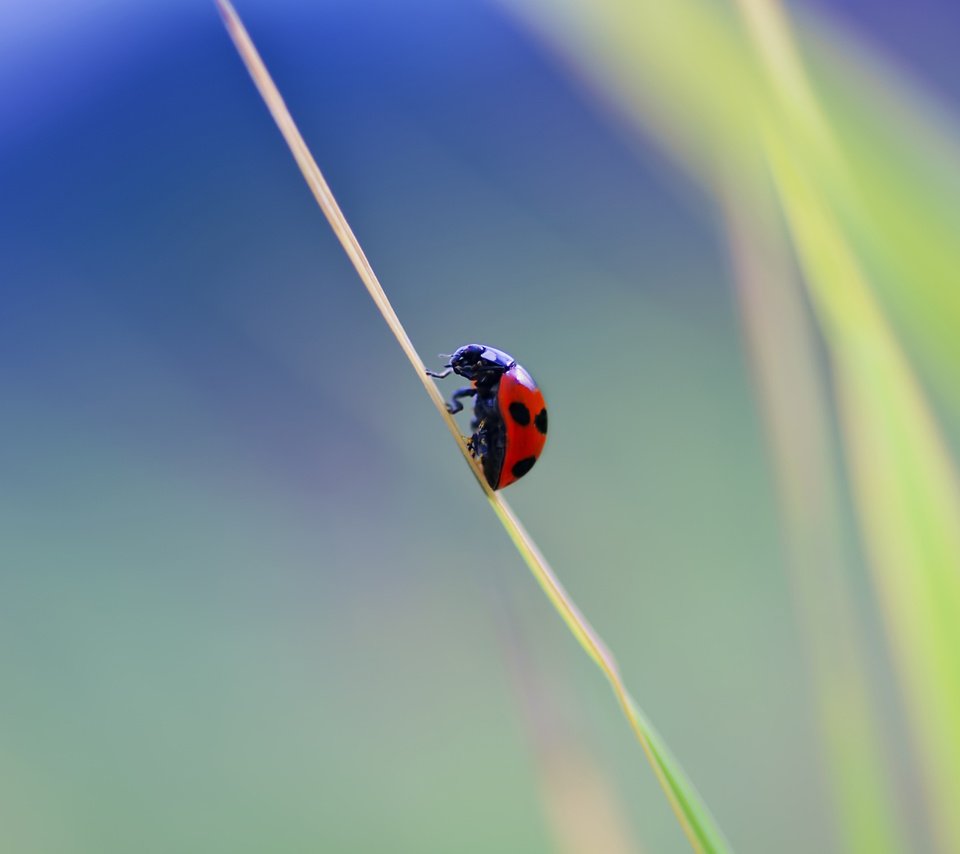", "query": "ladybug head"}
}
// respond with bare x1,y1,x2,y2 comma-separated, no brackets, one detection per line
447,344,514,383
450,344,515,380
447,344,486,373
